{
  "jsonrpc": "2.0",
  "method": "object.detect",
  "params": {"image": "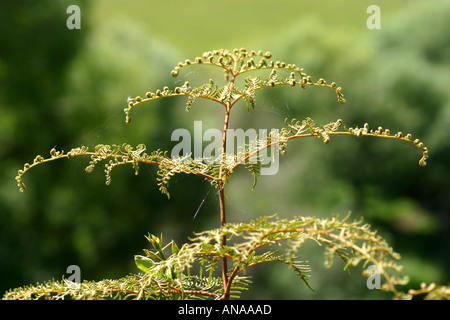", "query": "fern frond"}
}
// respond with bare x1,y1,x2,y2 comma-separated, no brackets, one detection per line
156,154,223,198
15,145,219,196
231,117,429,169
15,146,88,192
2,274,154,300
241,76,262,112
154,213,410,299
408,282,450,300
246,162,261,191
283,119,429,166
1,273,247,300
159,48,345,111
184,79,218,111
124,80,224,122
170,49,236,77
5,214,440,300
343,123,430,166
